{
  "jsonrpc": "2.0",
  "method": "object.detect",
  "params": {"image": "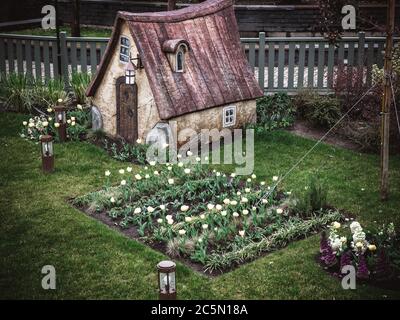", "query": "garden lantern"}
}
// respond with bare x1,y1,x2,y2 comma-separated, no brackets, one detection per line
125,61,136,85
54,105,67,142
40,135,54,173
157,260,176,300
